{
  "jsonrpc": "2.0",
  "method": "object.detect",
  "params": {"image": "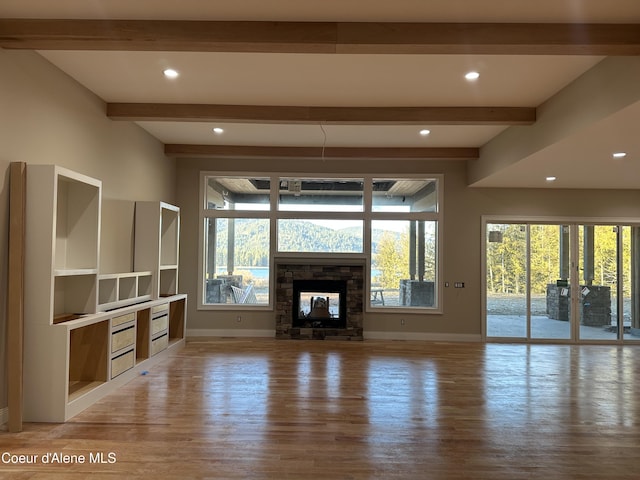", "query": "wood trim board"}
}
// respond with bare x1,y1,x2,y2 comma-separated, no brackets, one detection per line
1,20,639,55
7,162,26,432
